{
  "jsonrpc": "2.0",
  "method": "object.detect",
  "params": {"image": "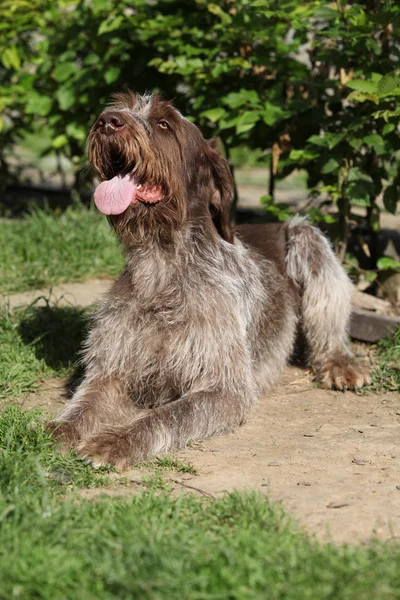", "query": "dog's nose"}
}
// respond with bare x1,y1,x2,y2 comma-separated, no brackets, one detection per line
95,111,125,134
